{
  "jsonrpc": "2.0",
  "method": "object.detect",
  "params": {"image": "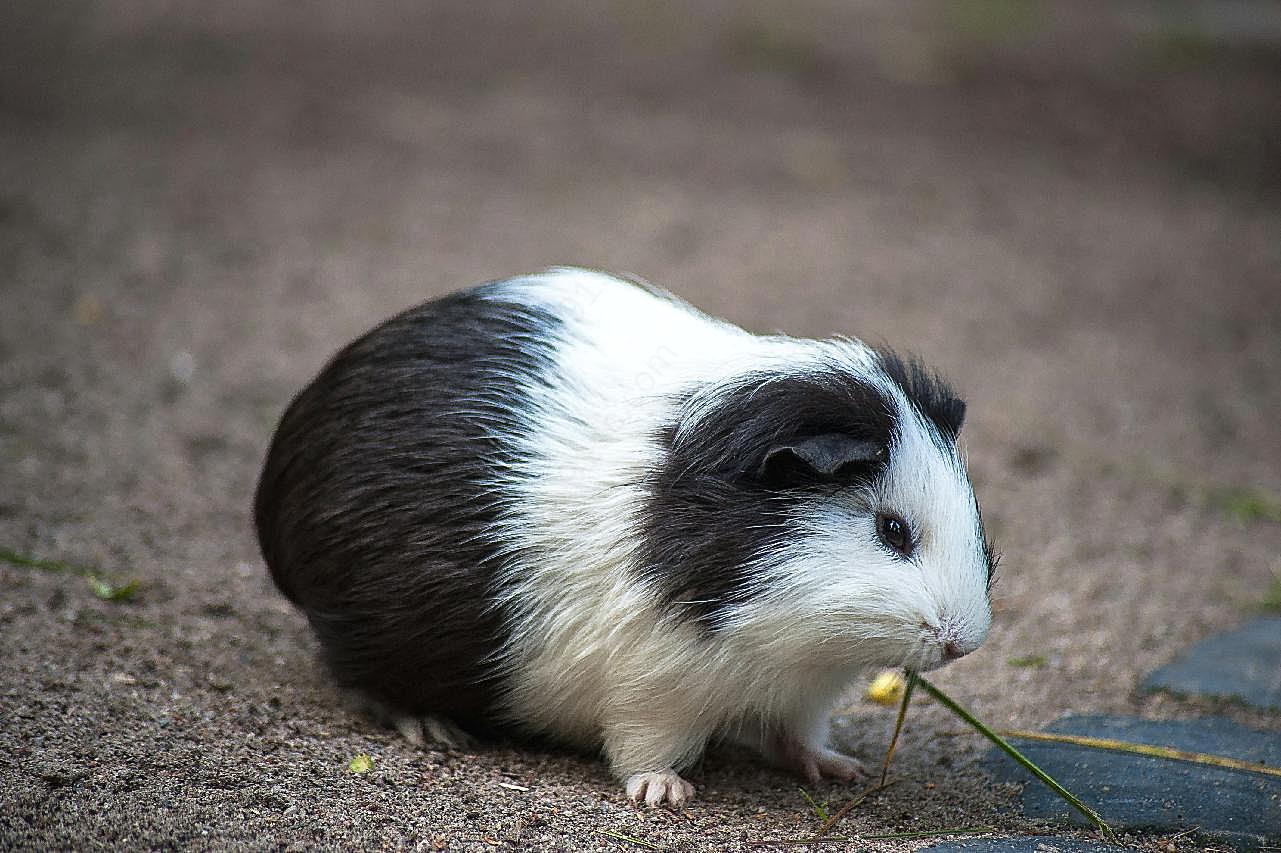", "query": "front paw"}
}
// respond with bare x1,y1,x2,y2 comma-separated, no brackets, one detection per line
624,770,696,807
